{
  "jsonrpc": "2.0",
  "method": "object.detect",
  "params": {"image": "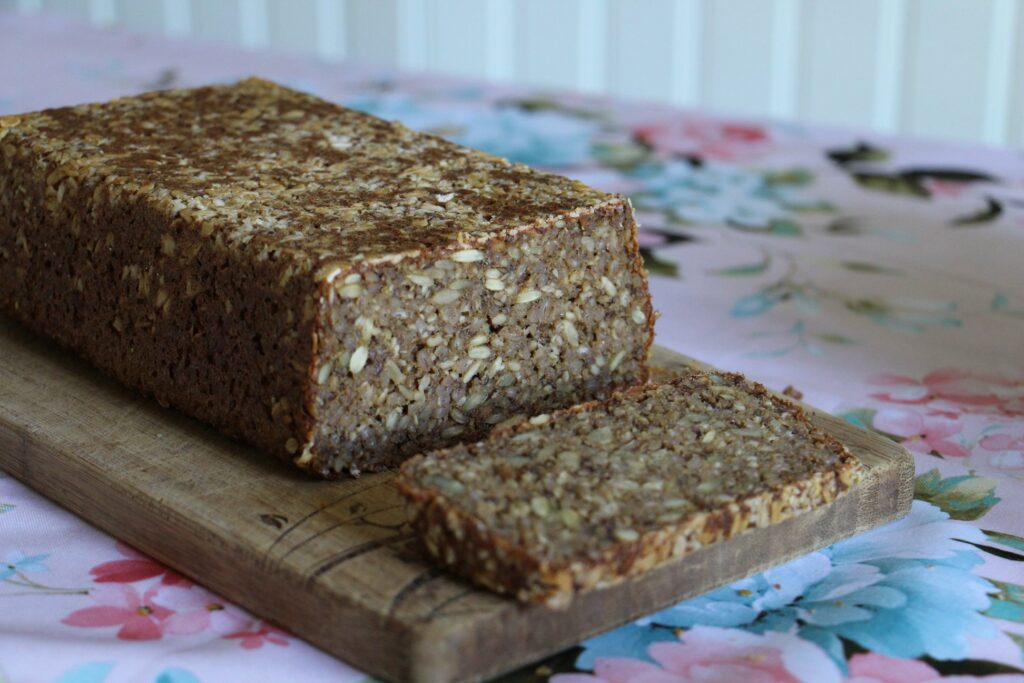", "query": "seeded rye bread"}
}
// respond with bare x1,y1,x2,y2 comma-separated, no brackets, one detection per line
397,368,864,607
0,78,654,476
